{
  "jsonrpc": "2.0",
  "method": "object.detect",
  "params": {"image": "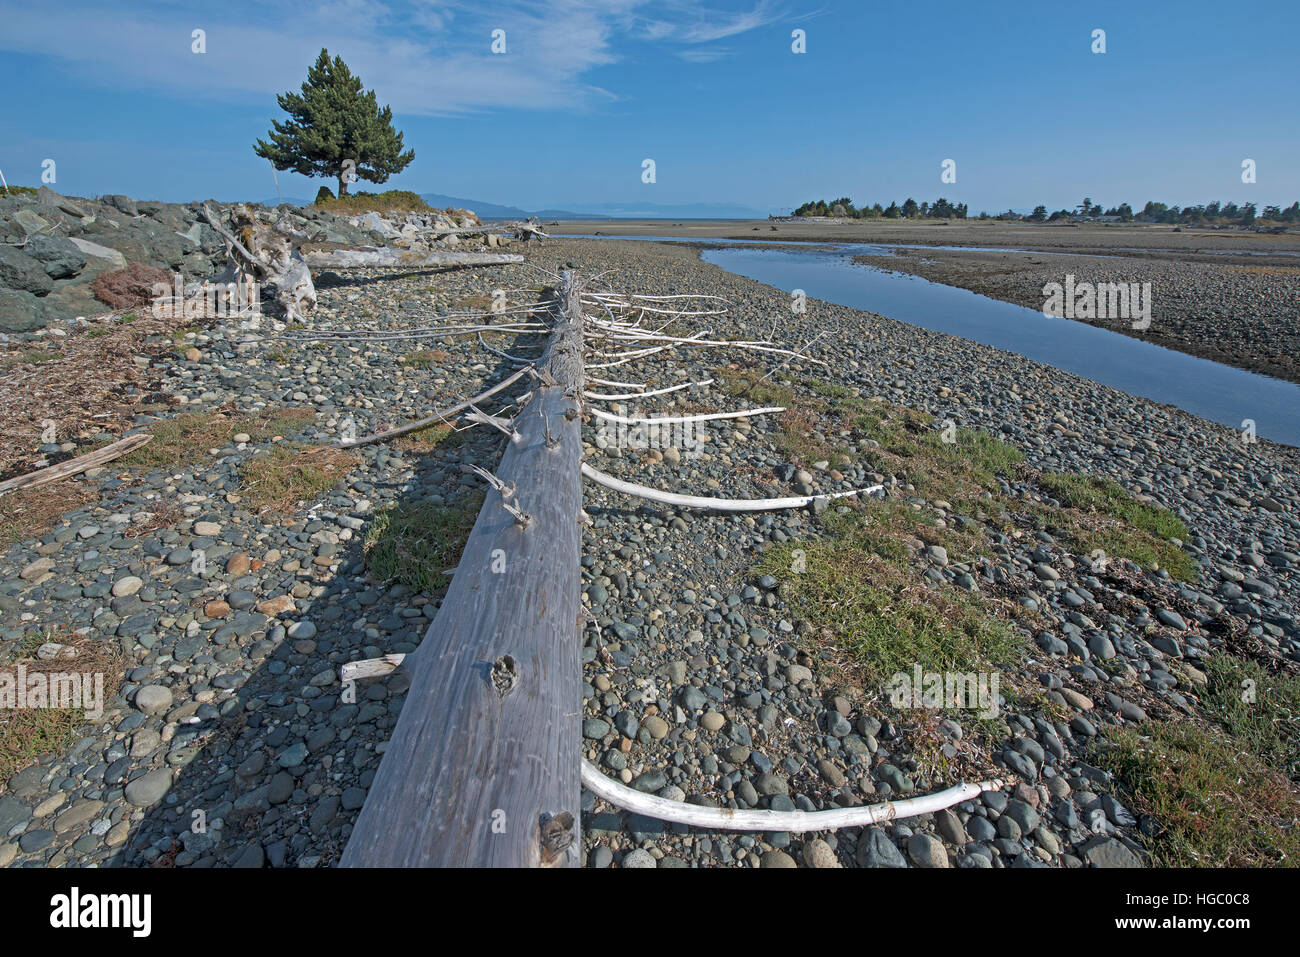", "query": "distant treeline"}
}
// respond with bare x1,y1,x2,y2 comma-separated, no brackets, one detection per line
792,196,1300,225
